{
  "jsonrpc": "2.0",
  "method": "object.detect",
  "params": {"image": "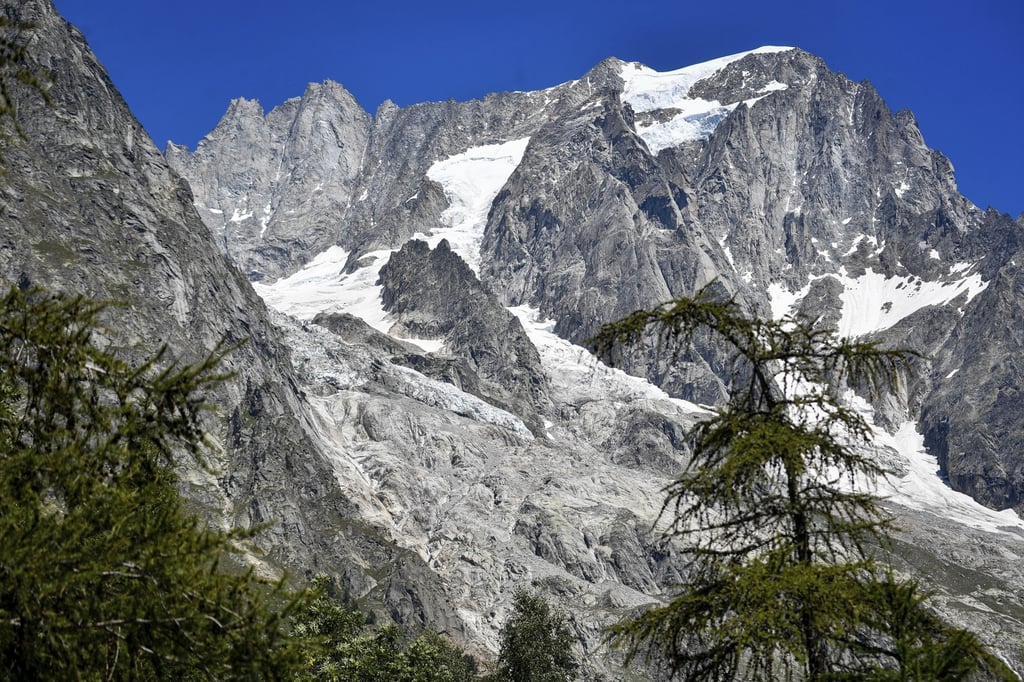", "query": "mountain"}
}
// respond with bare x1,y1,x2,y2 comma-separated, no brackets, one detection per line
169,44,1024,517
5,1,1024,676
0,0,470,641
